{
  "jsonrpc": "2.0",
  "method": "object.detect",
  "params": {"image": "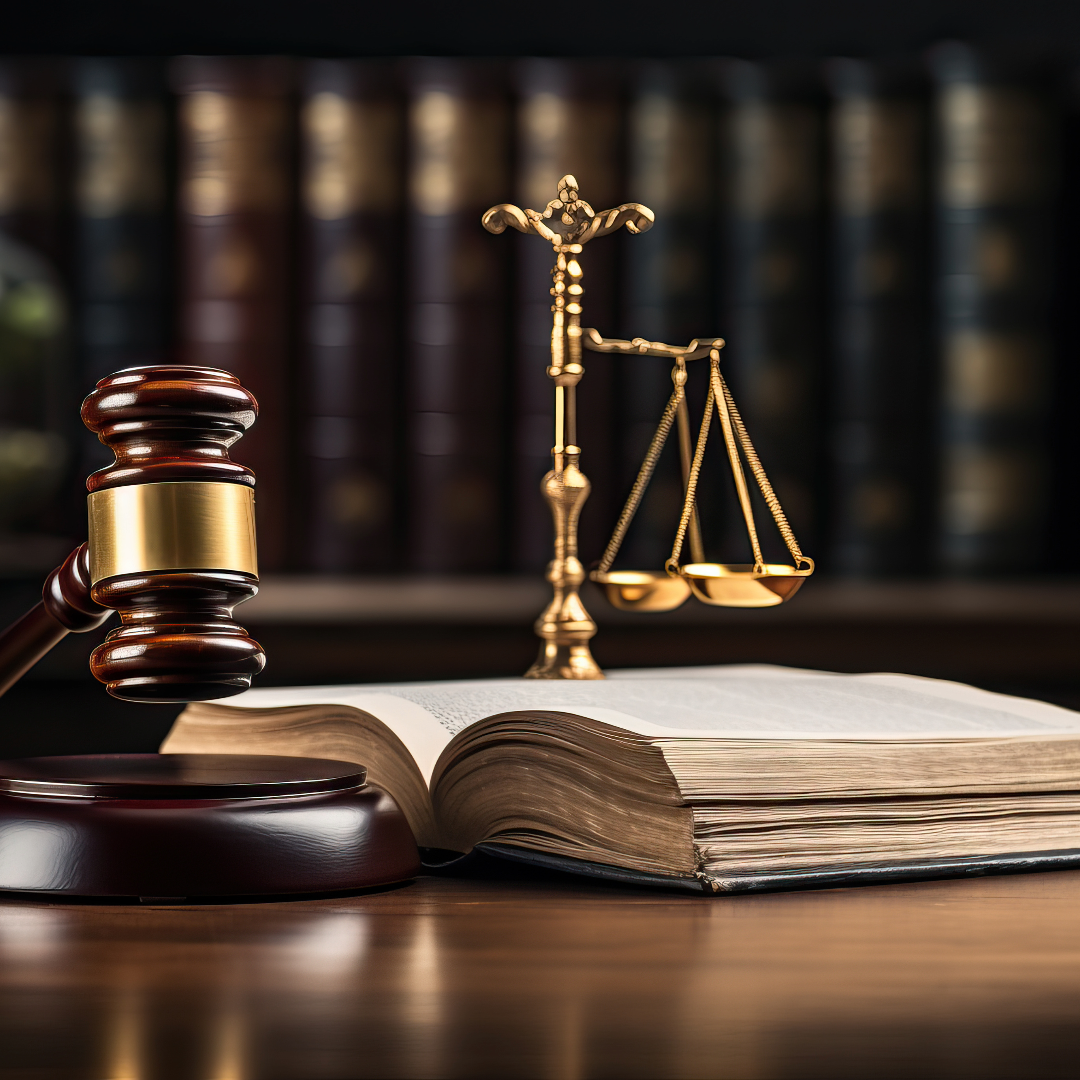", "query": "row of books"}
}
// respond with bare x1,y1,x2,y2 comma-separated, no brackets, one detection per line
0,47,1071,577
